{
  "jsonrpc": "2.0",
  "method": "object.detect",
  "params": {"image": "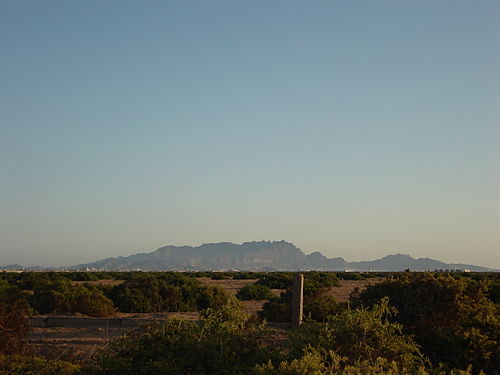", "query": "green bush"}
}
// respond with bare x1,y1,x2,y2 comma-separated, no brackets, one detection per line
305,295,340,322
237,284,275,300
336,272,366,281
80,297,279,375
107,273,228,313
0,354,79,375
289,298,425,370
351,273,499,373
260,291,292,322
233,272,262,280
76,291,479,375
257,273,294,289
261,290,341,323
27,276,115,316
0,281,31,354
255,349,476,375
